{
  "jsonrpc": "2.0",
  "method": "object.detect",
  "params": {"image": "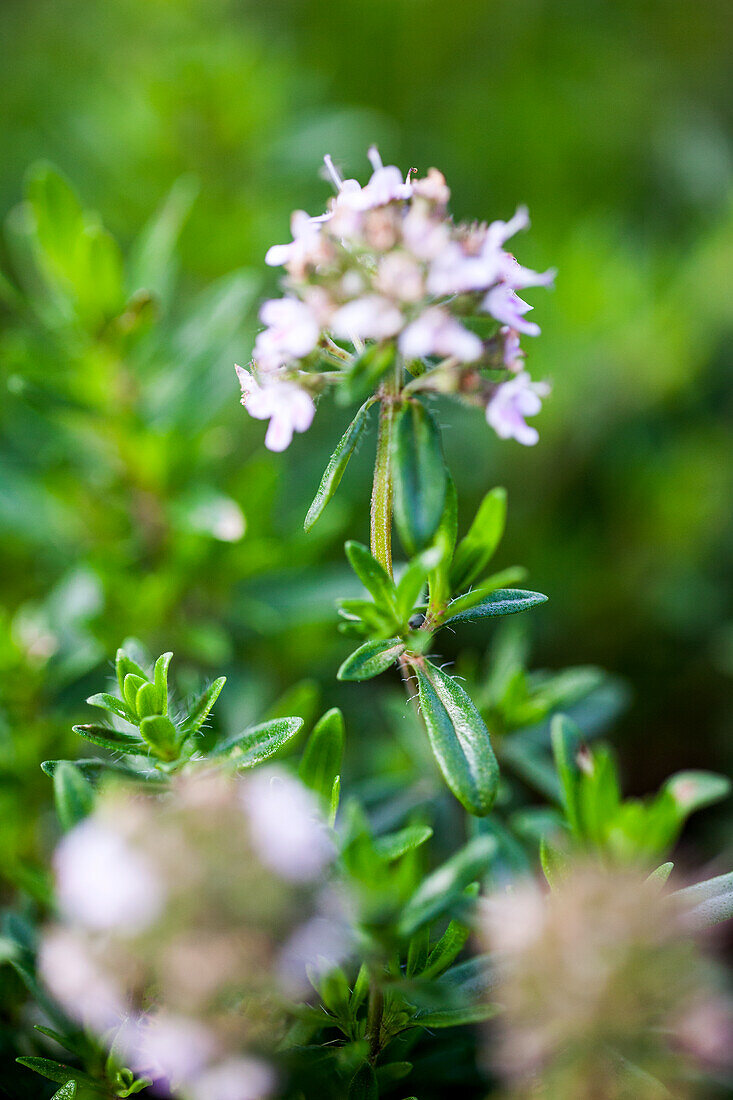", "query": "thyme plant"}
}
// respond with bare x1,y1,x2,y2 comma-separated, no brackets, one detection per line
7,151,732,1100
